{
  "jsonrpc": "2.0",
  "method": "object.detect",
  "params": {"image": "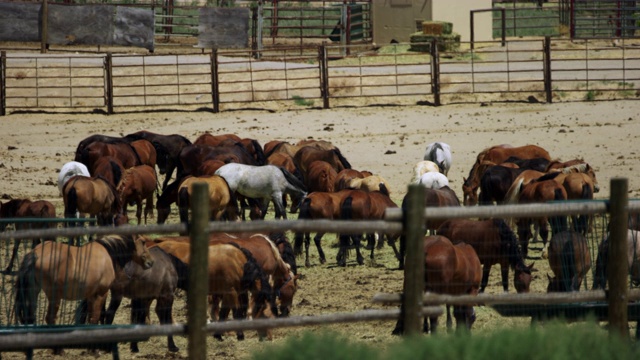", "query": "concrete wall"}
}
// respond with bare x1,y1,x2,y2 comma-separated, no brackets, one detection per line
372,0,492,45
